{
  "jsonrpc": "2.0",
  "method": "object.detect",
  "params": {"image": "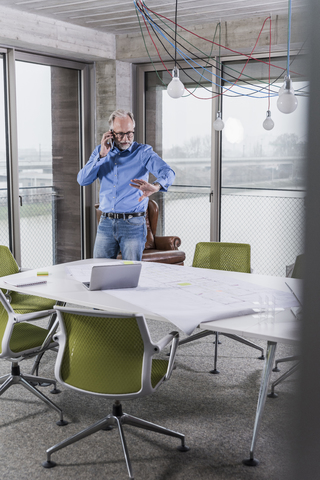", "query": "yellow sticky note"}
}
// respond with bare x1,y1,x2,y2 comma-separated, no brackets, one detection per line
178,282,192,286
